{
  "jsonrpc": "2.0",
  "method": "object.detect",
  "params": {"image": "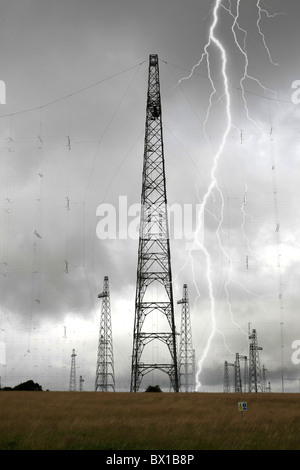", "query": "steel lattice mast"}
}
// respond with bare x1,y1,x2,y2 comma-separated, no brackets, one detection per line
249,328,263,393
177,284,195,392
241,355,248,393
234,353,243,393
79,375,84,392
130,54,179,393
223,361,234,393
262,365,267,393
69,348,77,391
95,276,115,392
